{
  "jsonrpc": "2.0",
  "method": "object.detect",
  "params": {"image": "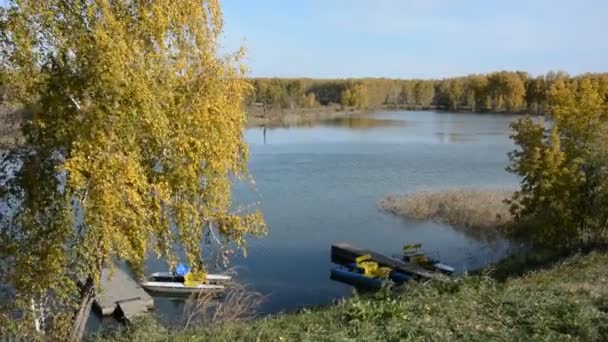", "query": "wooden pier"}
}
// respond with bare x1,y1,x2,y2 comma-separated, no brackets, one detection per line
93,267,154,321
331,242,449,282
